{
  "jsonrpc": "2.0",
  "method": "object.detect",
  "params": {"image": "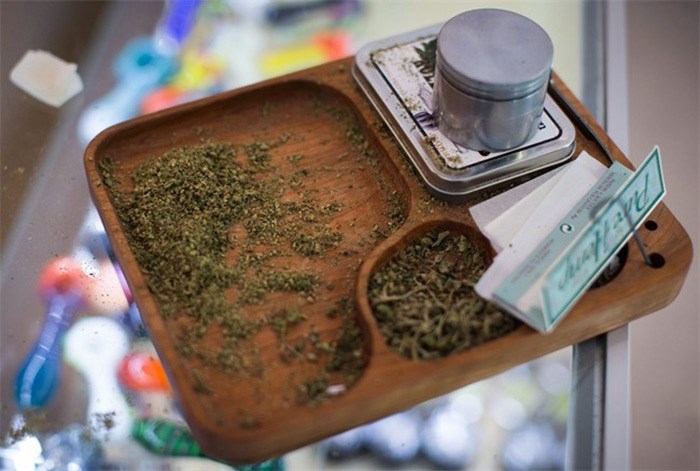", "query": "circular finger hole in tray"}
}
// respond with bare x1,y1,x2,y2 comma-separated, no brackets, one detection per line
365,220,521,361
590,244,629,288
